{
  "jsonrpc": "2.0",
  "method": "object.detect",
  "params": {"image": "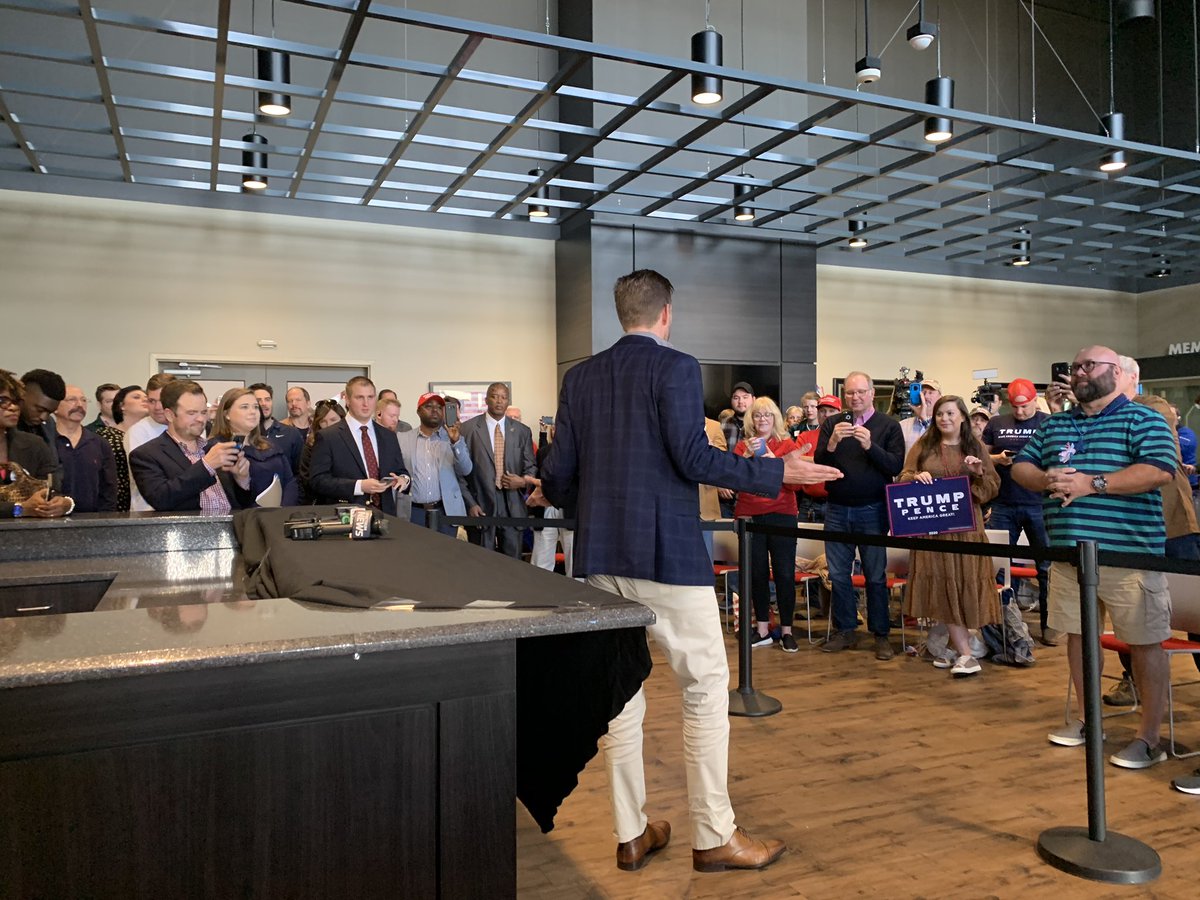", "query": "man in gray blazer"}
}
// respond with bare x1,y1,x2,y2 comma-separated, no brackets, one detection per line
396,392,473,536
460,382,537,557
